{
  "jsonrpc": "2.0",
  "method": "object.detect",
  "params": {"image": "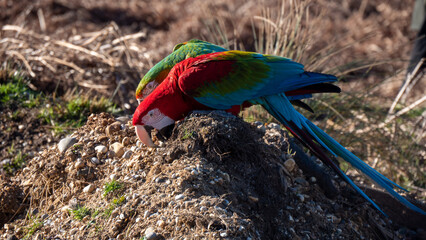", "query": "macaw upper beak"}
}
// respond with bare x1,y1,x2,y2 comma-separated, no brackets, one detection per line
135,125,157,147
